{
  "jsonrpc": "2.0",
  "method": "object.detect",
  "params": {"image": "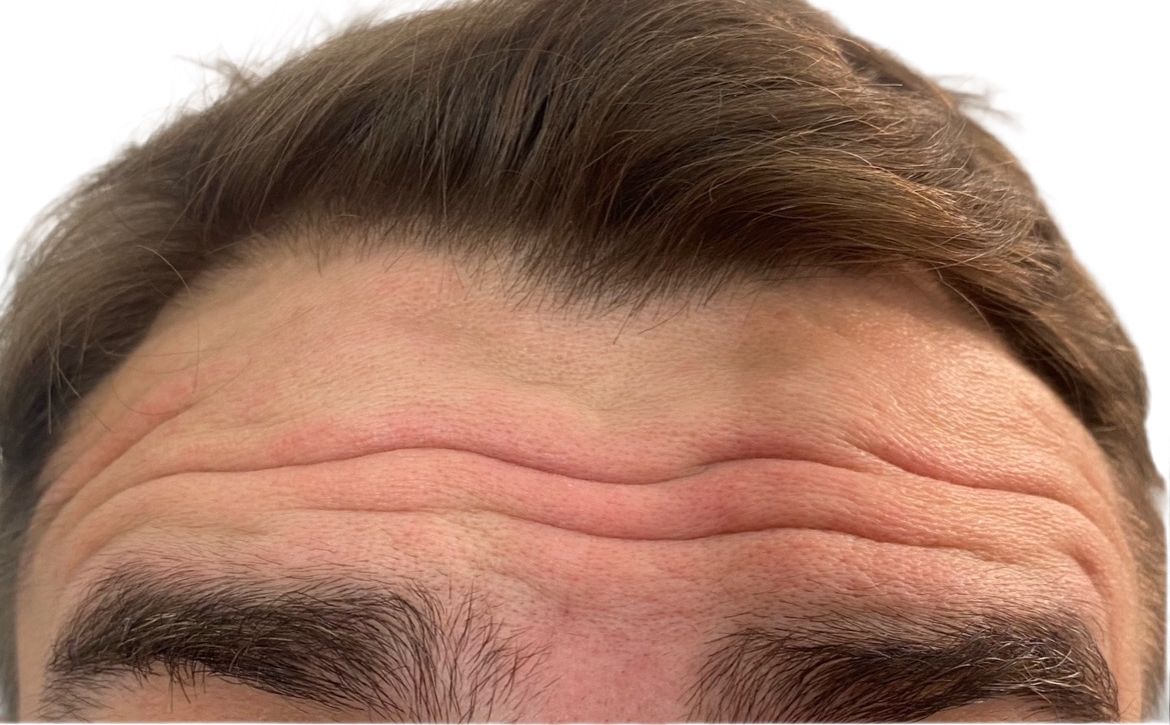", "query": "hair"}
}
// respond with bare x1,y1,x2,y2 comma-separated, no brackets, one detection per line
0,0,1164,718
